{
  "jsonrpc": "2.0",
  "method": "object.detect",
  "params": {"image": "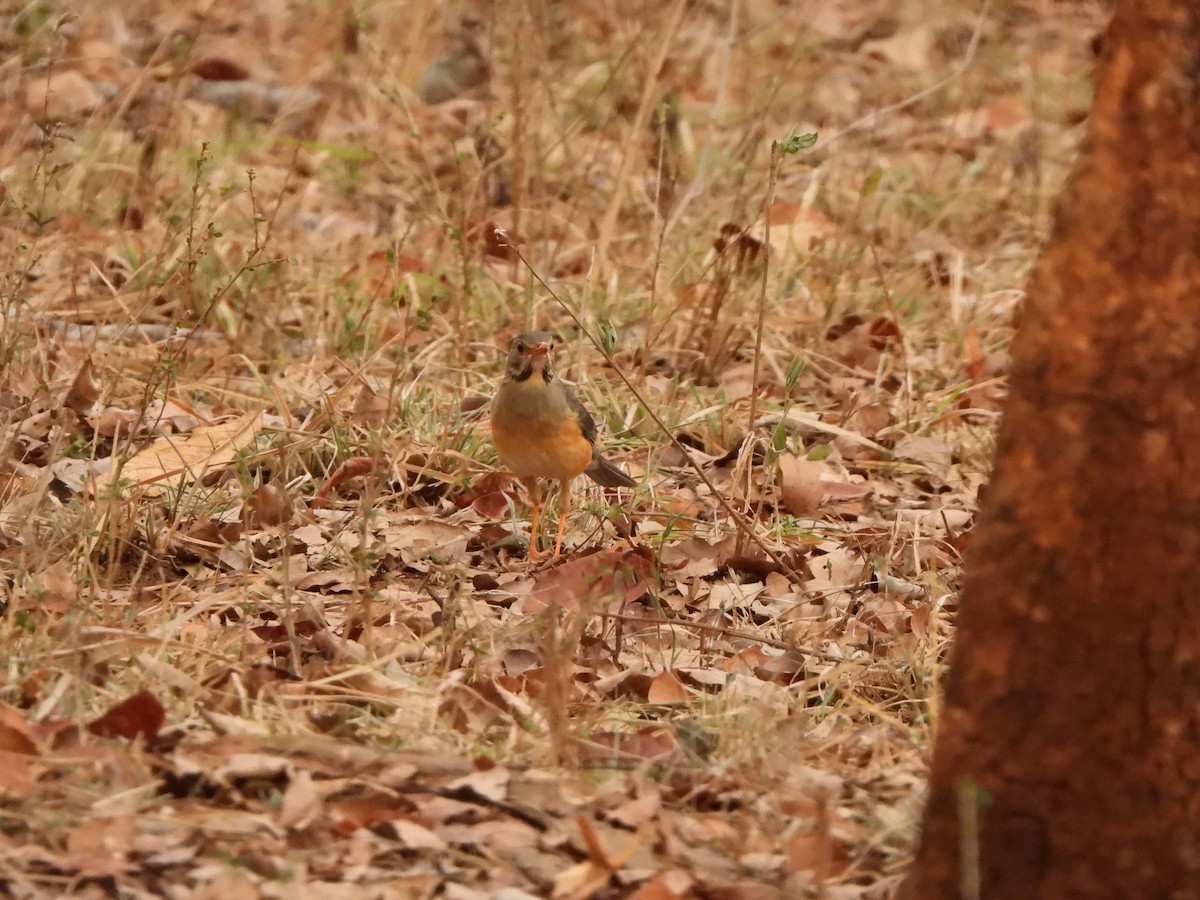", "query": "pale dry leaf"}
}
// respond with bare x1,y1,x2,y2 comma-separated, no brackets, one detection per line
449,764,510,803
778,454,825,517
607,791,662,830
624,869,693,899
553,857,611,899
384,520,473,561
106,413,264,498
64,816,137,879
765,409,889,453
389,818,449,850
188,873,260,900
761,202,838,259
88,407,140,438
862,24,935,71
848,402,892,438
892,434,953,469
702,580,766,613
292,523,327,547
25,70,107,118
896,507,972,532
143,398,202,434
215,753,292,782
279,768,322,830
806,547,868,590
